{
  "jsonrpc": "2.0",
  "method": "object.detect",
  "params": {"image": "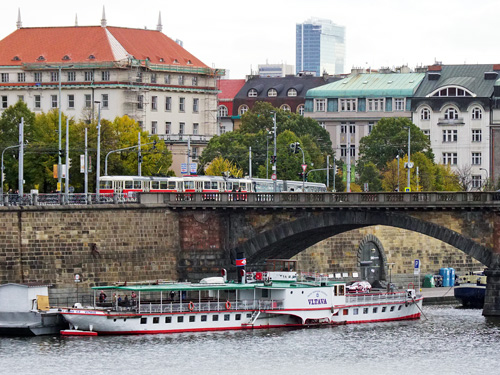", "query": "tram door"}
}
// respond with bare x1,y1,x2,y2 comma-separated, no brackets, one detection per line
360,241,382,284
